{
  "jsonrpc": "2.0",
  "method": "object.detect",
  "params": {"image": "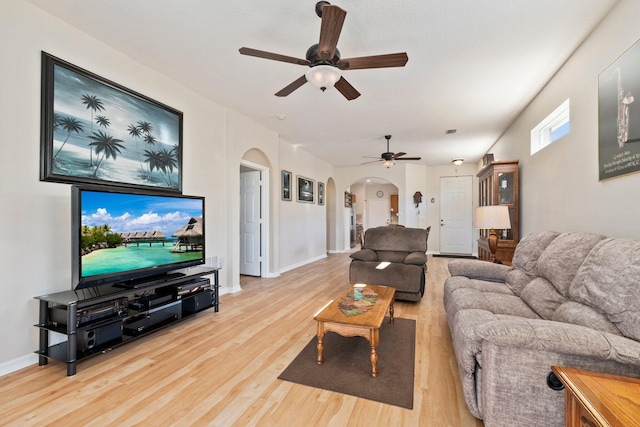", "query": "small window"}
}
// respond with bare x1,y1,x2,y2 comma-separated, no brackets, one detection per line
531,99,570,155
